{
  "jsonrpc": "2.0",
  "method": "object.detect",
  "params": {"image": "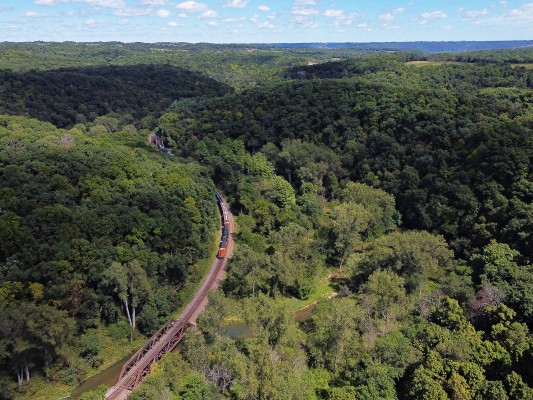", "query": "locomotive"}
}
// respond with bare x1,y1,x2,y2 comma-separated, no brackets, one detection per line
216,192,229,258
